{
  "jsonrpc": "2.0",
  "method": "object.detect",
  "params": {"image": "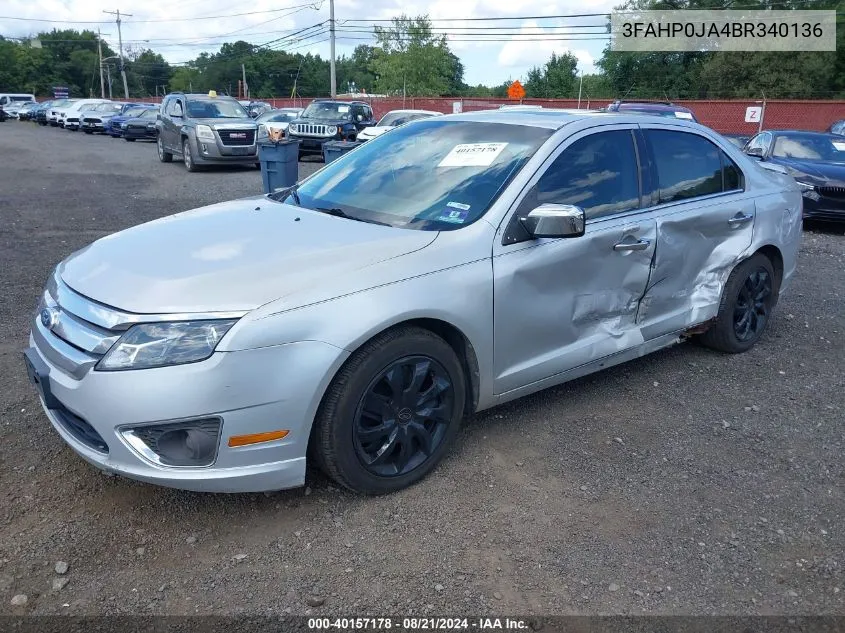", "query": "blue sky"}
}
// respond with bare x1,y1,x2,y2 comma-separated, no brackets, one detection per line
1,0,619,87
